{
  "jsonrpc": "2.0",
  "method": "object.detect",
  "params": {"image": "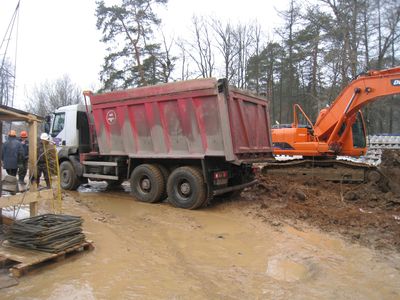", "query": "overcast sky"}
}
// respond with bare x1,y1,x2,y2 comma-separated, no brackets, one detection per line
1,0,289,110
